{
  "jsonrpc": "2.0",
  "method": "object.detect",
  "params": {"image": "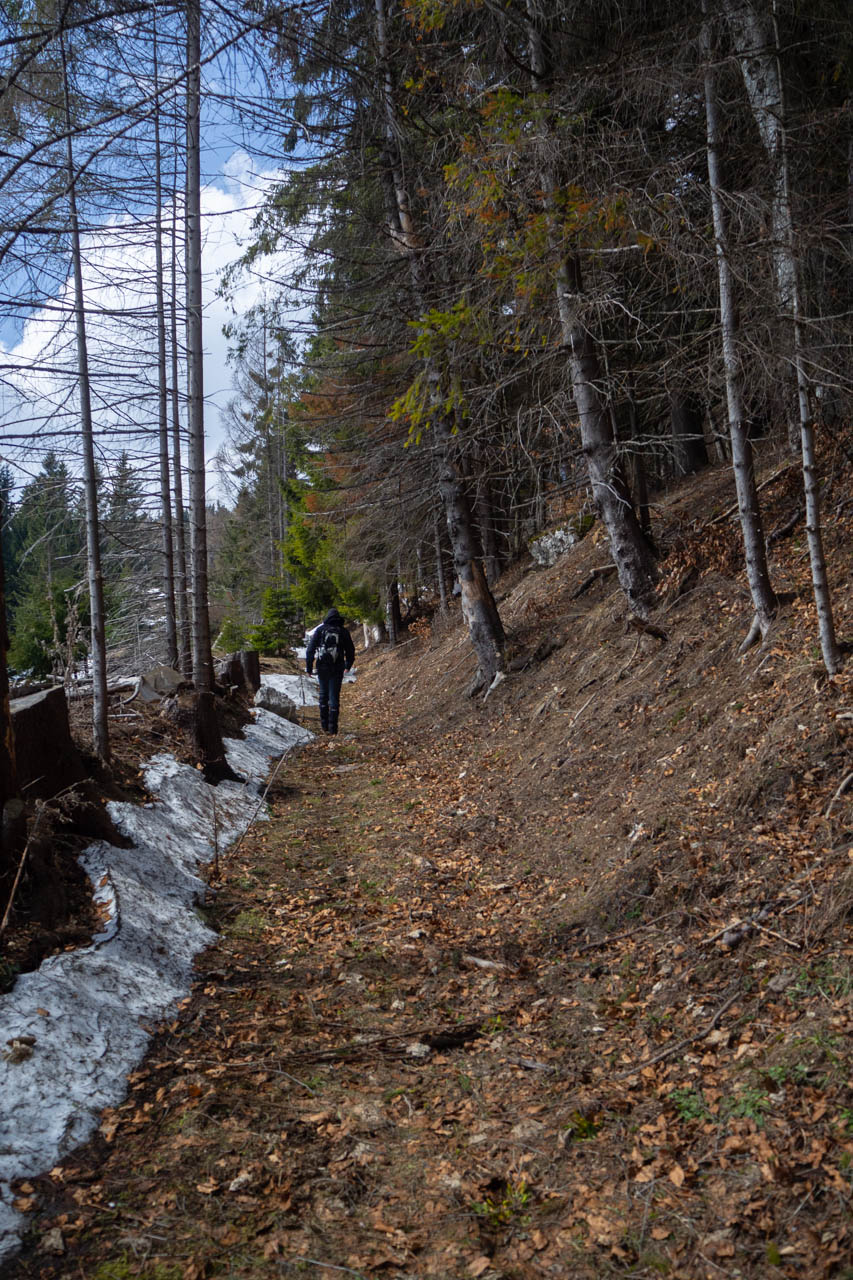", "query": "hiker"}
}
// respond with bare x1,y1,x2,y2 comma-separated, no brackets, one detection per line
305,607,355,735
